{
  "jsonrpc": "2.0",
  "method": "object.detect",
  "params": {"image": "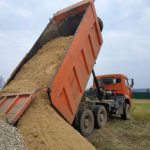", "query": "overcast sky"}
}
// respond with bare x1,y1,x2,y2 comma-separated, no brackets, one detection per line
0,0,150,88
